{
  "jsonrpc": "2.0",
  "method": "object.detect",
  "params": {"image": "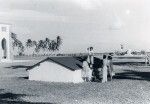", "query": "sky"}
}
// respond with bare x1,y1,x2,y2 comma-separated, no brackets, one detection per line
0,0,150,53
